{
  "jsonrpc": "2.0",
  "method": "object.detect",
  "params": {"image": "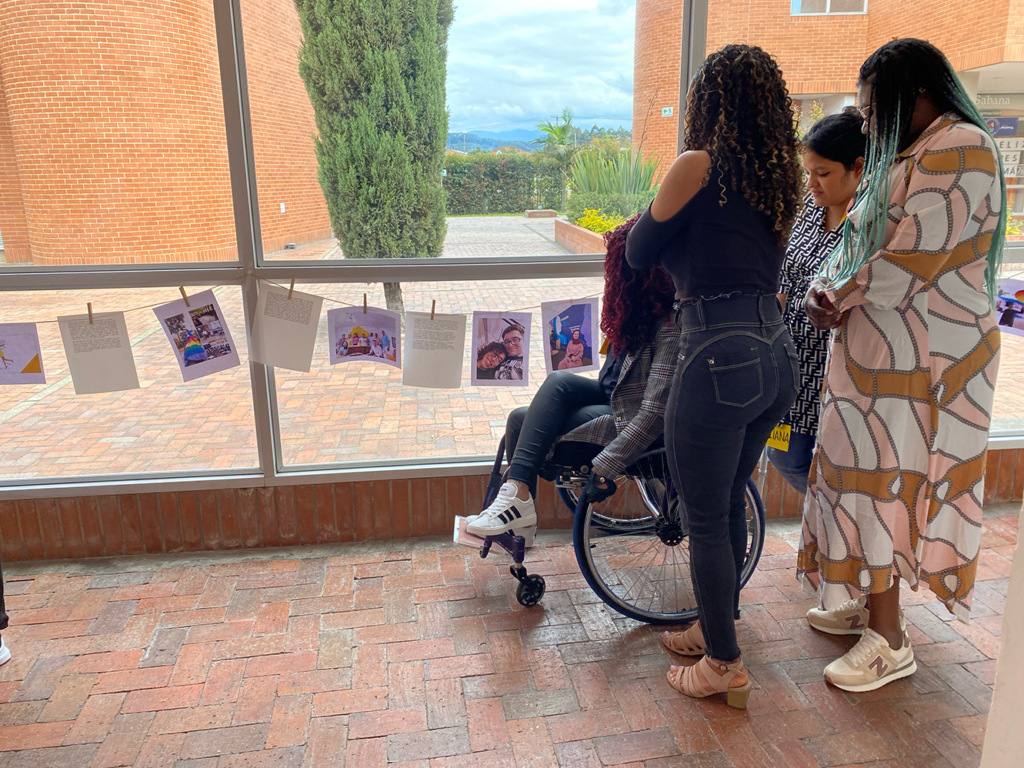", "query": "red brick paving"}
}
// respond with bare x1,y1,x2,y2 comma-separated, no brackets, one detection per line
0,509,1017,767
